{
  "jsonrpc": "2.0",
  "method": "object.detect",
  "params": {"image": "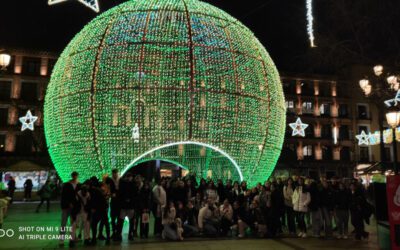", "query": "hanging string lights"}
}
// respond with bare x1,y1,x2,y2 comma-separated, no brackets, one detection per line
44,0,286,186
306,0,316,47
